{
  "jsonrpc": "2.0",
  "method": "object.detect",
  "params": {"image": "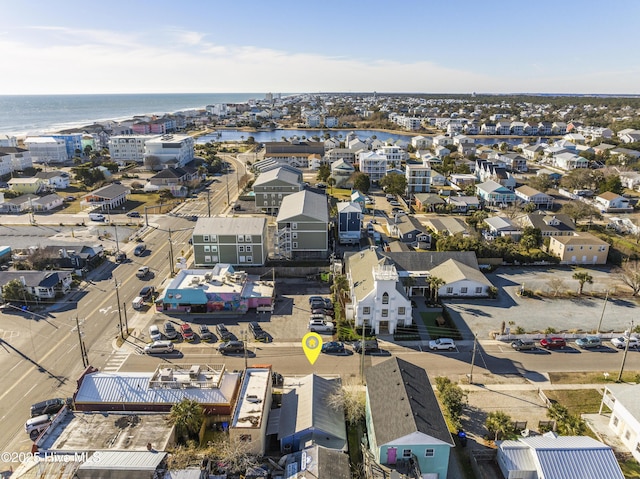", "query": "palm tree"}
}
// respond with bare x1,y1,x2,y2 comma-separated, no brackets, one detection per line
168,399,204,443
485,411,513,441
332,274,349,306
327,177,336,195
572,271,593,294
427,276,446,303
